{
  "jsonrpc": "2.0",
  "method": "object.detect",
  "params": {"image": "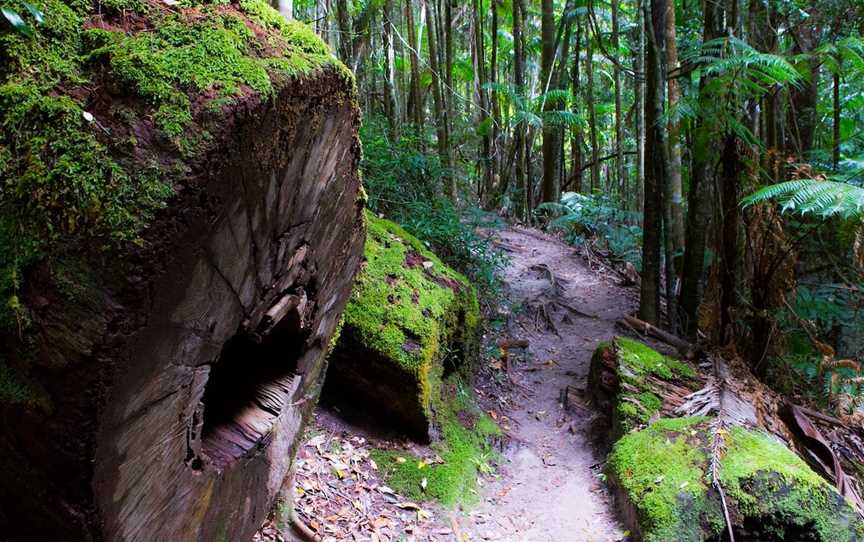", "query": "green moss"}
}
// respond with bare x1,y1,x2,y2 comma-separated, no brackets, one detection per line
608,417,713,542
371,382,497,507
607,338,697,434
616,336,696,381
720,426,864,542
341,212,479,418
0,0,346,339
608,417,864,542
